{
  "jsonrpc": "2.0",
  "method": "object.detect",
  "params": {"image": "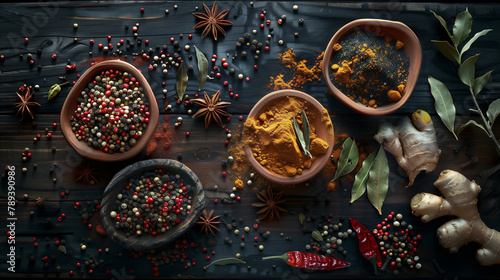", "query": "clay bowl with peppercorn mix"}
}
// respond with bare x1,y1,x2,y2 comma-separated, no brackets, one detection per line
60,60,159,161
322,19,422,116
244,89,335,185
100,159,205,251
